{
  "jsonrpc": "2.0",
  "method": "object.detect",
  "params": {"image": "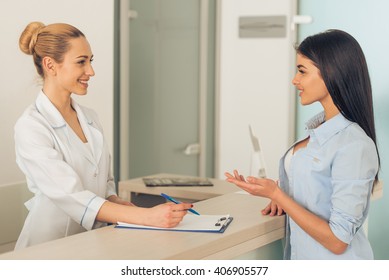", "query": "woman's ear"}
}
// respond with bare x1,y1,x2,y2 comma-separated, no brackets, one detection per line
42,56,56,76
